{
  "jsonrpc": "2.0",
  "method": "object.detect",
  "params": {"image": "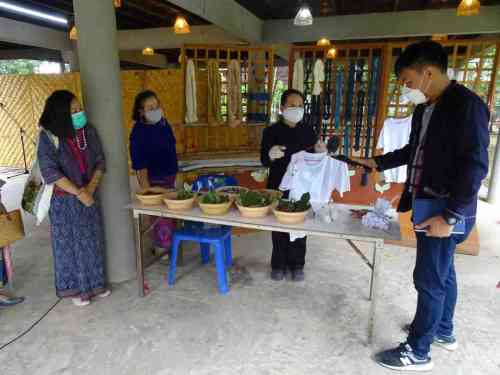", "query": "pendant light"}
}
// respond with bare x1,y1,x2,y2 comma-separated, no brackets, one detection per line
326,48,337,59
69,25,77,40
113,0,123,7
142,47,155,56
174,15,191,34
316,38,331,47
294,2,313,26
457,0,480,16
